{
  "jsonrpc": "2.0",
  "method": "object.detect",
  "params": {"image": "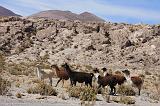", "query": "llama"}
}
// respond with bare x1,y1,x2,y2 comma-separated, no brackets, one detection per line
36,64,55,86
102,68,127,86
62,63,94,87
51,64,69,87
122,69,144,95
97,74,117,95
97,68,126,95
